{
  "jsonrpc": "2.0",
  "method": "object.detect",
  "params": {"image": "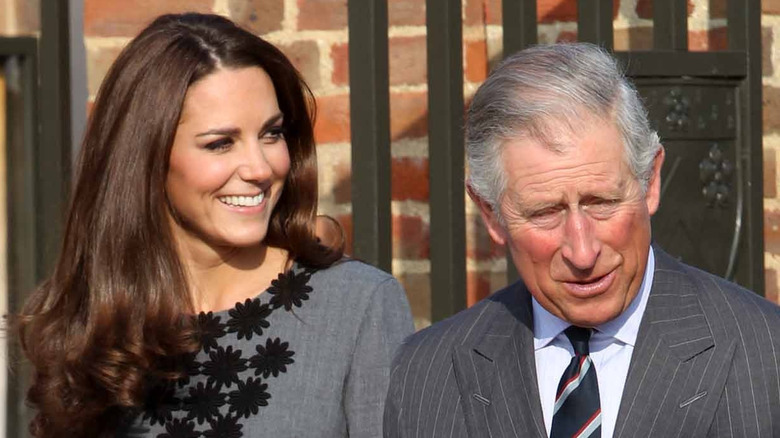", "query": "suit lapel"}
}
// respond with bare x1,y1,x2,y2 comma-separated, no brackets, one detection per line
614,248,736,438
452,283,546,438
